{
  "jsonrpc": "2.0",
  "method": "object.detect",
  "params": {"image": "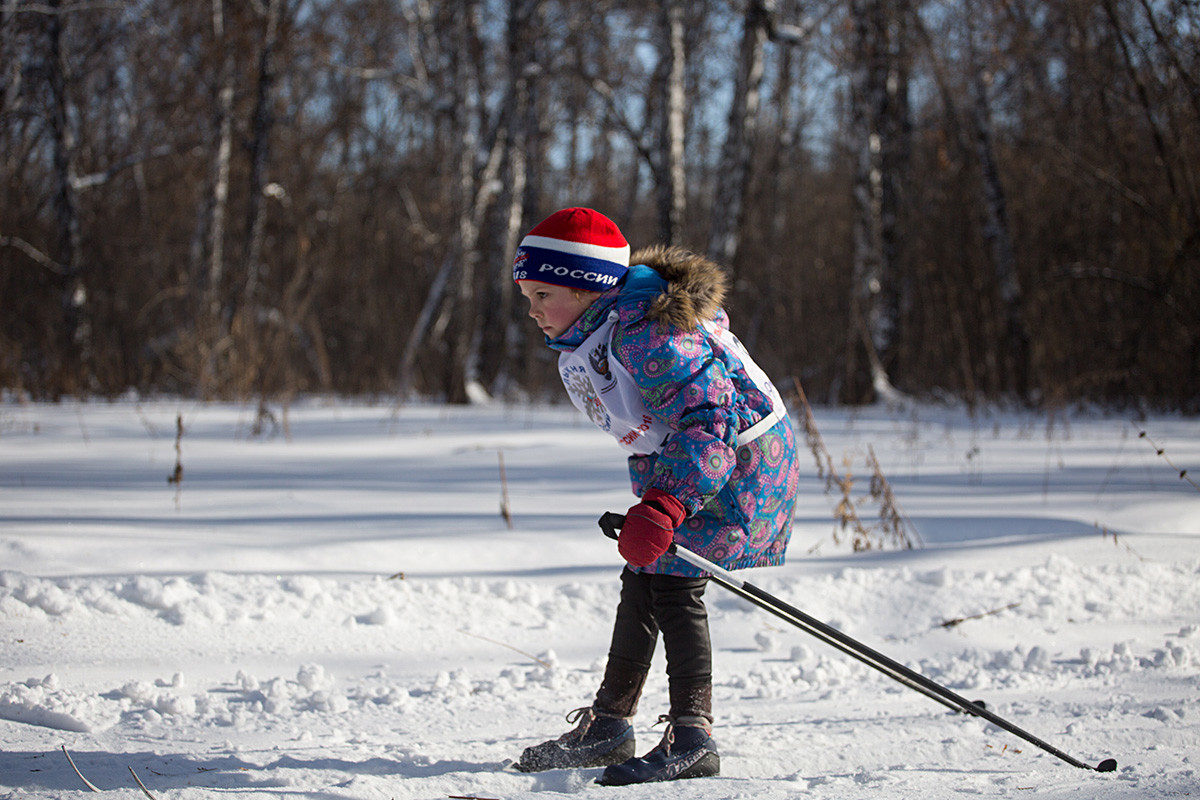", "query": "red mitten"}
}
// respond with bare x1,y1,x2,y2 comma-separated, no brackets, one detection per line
618,488,687,567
